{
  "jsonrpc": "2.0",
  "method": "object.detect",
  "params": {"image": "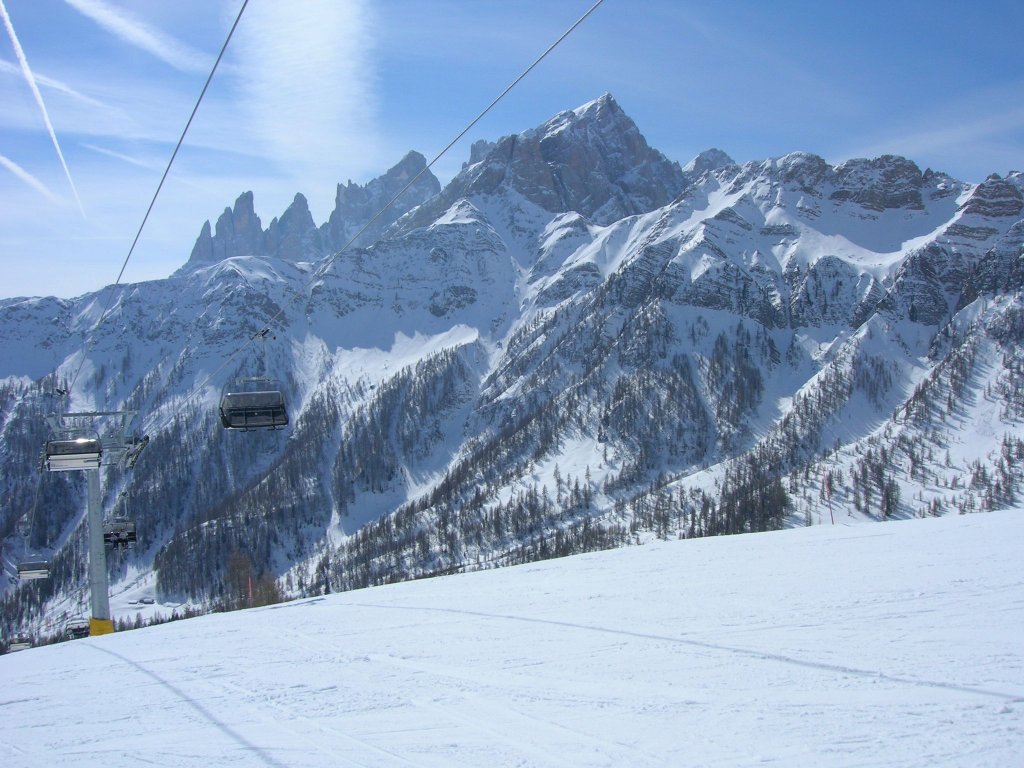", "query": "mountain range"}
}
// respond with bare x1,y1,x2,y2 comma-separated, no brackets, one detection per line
2,93,1023,637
